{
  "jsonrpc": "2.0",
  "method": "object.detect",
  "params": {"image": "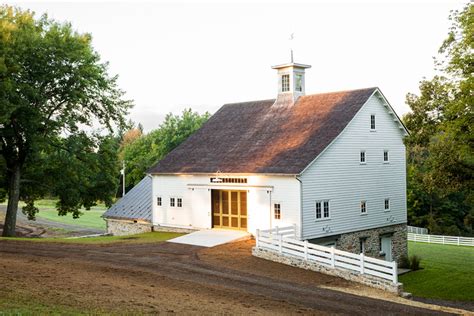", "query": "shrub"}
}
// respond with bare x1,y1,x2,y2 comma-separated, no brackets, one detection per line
399,255,410,269
410,255,422,271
